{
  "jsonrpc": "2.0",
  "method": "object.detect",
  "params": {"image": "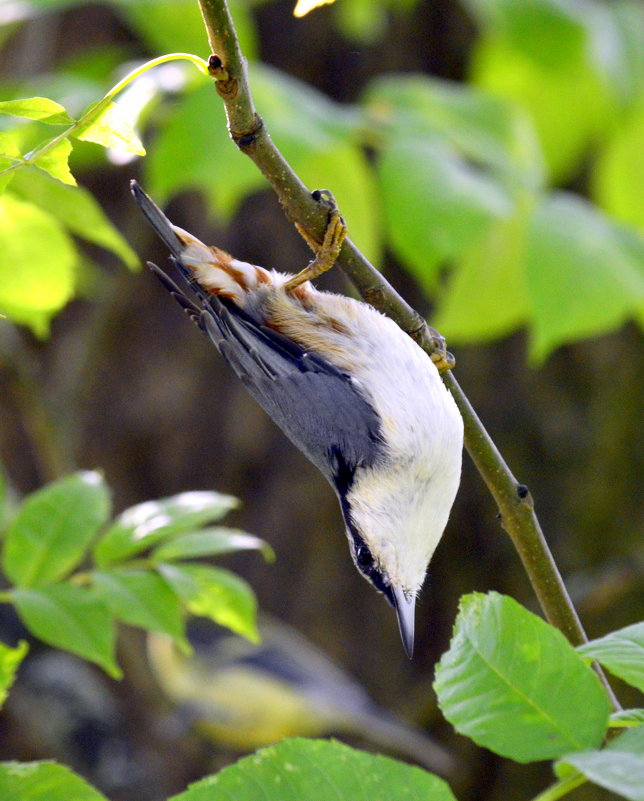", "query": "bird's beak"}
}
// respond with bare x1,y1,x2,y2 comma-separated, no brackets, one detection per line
391,585,415,659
